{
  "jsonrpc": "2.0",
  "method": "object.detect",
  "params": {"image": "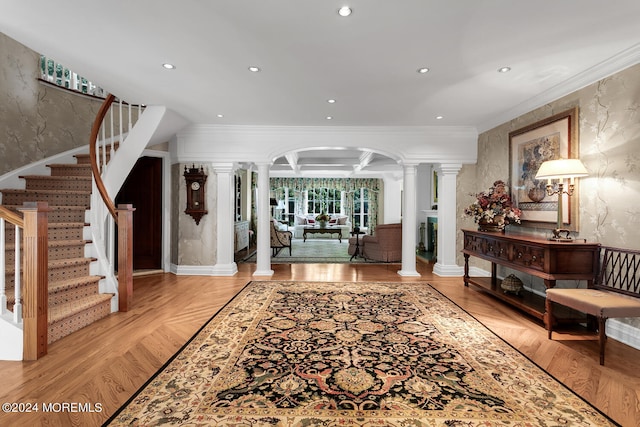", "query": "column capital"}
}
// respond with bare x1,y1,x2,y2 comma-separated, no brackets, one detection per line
210,162,236,174
436,163,462,175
